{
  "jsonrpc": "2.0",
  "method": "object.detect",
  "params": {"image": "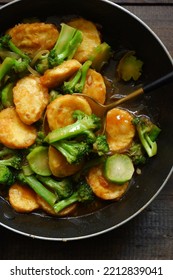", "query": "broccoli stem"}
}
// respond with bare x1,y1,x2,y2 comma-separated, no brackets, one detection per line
18,173,57,207
89,42,112,72
1,82,14,108
0,57,15,82
45,110,100,144
53,181,93,213
48,23,83,67
139,131,157,157
0,34,29,60
53,192,78,213
0,155,21,170
63,60,92,93
133,117,161,158
36,175,73,199
52,140,90,164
